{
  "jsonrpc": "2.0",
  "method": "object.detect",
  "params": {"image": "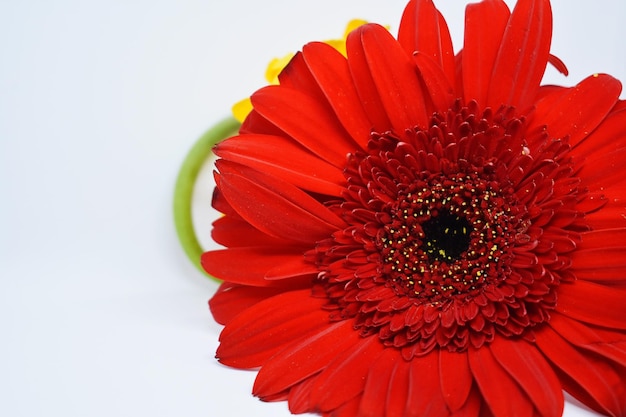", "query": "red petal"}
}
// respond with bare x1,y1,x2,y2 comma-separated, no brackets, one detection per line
454,50,464,99
397,0,455,87
253,320,361,398
580,146,626,193
216,289,328,368
549,312,626,369
489,337,563,417
573,107,626,156
240,109,288,137
486,0,552,110
327,397,361,417
413,52,455,113
439,349,472,412
404,353,449,417
287,376,317,414
548,53,569,76
357,348,399,417
209,283,291,325
348,24,428,134
302,42,374,148
575,192,608,216
612,99,626,113
468,346,534,417
265,254,319,280
278,51,327,104
211,215,290,247
556,281,626,329
535,84,566,101
585,198,626,230
531,74,621,147
308,336,385,412
452,389,482,417
211,187,237,217
216,160,345,243
202,247,313,286
251,85,358,168
462,0,510,106
579,228,626,250
385,357,411,417
535,325,626,417
215,133,346,196
345,26,391,133
260,390,289,402
571,246,626,285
